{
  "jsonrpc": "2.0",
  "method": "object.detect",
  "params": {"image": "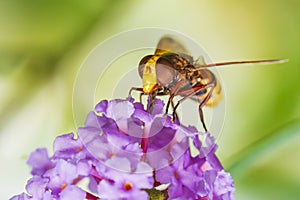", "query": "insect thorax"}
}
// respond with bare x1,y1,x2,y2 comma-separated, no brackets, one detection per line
160,52,193,72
